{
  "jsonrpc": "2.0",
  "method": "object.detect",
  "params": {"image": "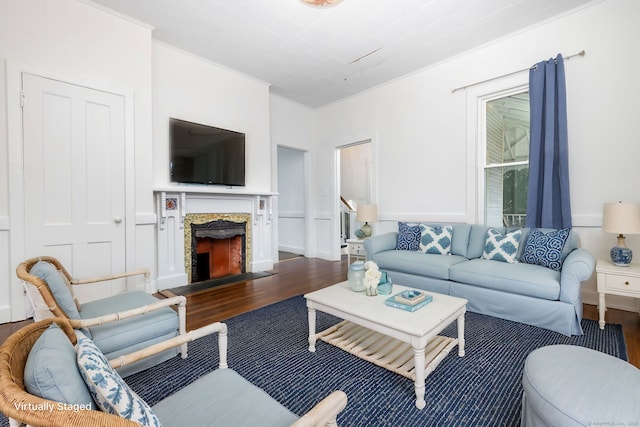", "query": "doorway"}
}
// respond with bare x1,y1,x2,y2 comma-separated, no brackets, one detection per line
337,141,373,248
277,146,306,258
